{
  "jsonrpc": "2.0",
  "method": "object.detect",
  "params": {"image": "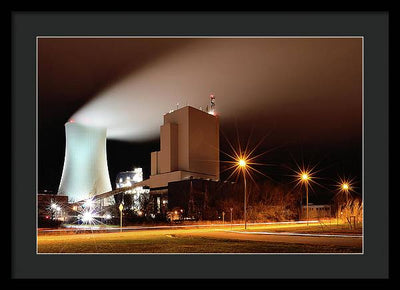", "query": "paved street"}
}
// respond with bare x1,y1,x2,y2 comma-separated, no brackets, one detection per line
37,221,362,253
